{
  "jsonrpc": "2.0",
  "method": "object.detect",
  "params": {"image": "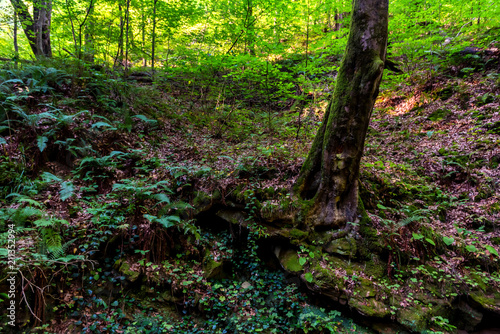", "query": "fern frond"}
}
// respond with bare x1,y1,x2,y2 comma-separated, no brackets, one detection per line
399,215,425,227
